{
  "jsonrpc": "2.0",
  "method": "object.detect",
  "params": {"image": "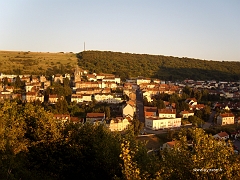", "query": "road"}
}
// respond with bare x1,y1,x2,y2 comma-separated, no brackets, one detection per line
136,88,144,124
203,111,215,129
